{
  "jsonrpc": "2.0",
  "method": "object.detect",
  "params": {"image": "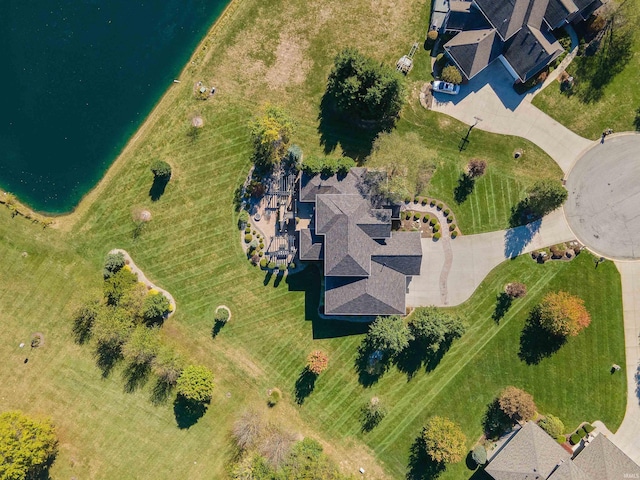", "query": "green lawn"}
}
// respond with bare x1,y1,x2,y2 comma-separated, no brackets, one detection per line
533,1,640,139
0,0,627,478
